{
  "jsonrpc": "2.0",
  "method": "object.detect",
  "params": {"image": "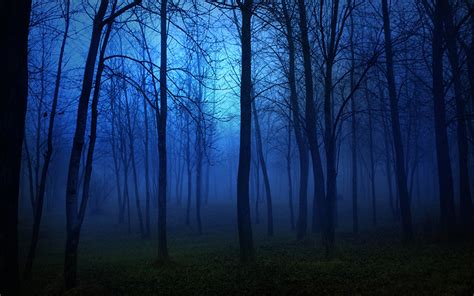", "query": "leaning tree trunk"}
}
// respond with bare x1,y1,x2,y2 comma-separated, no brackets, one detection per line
381,0,413,242
0,0,31,294
237,0,254,262
63,0,109,289
24,0,70,279
252,99,274,236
